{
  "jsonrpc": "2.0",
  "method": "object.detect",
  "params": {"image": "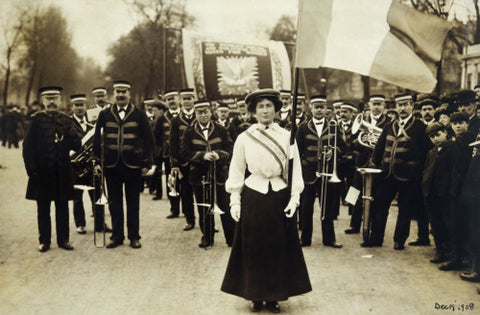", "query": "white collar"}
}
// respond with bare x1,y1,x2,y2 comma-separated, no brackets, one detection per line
169,108,180,115
399,114,412,125
74,114,86,123
370,113,382,121
183,109,194,116
199,122,210,130
312,117,325,125
117,104,128,111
